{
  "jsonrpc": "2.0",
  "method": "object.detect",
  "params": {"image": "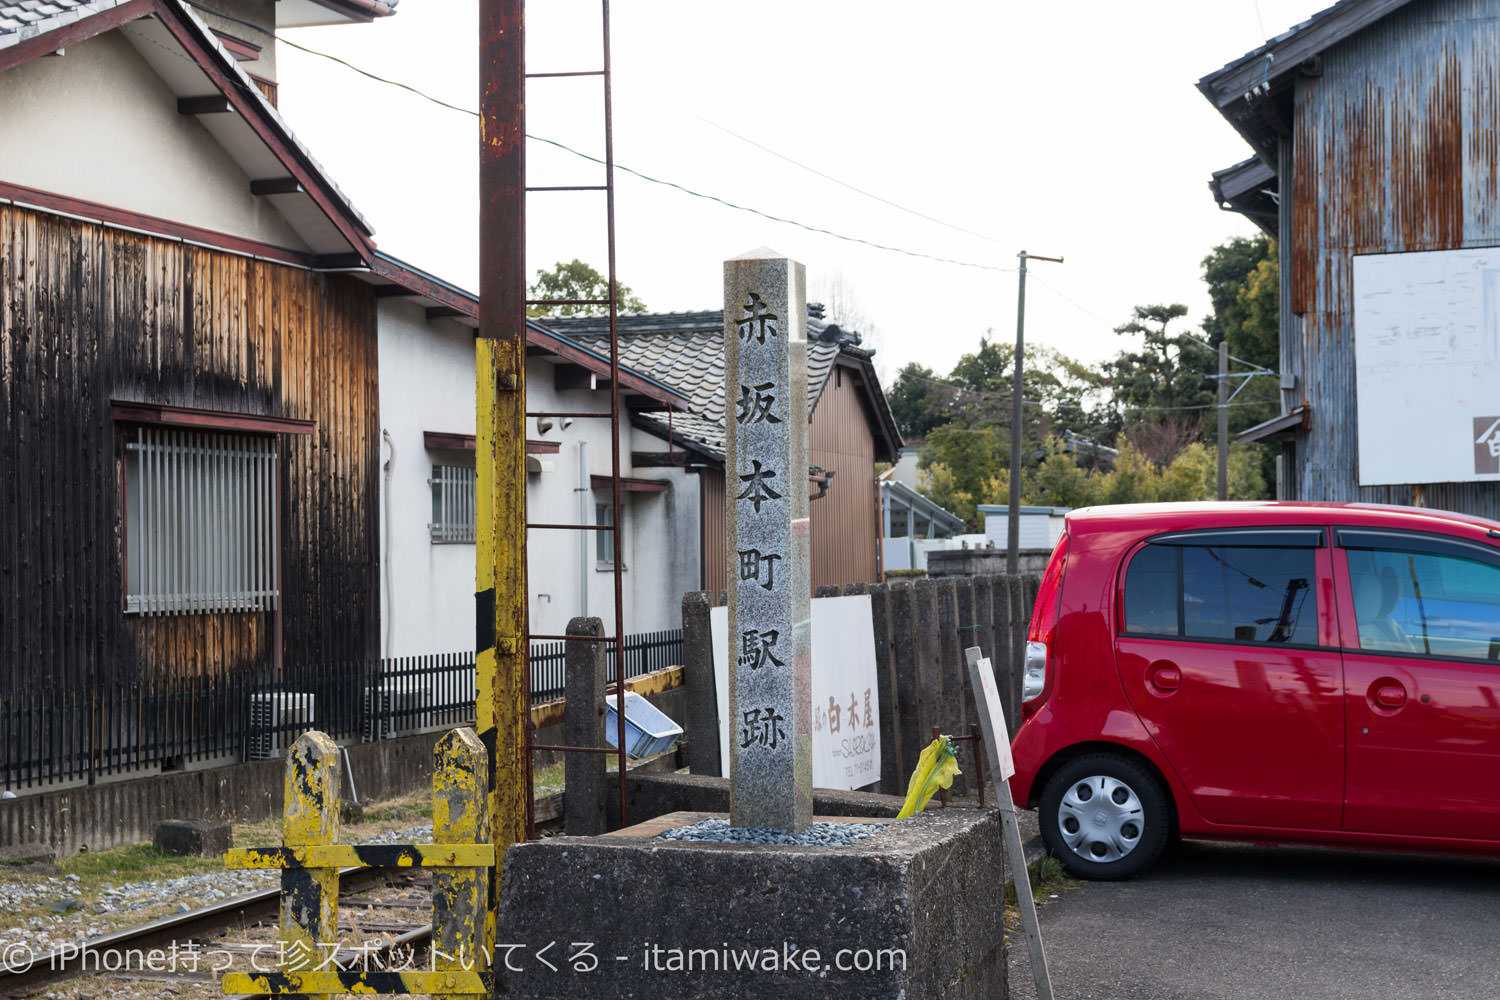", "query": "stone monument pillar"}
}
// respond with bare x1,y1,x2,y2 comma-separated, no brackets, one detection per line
723,249,812,832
